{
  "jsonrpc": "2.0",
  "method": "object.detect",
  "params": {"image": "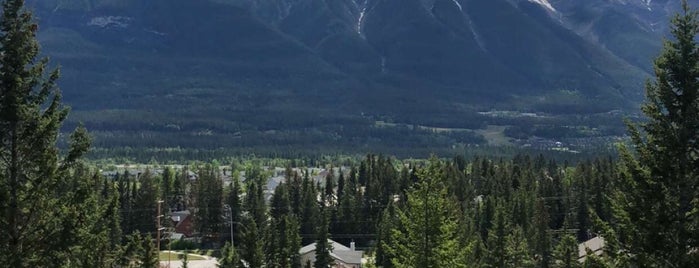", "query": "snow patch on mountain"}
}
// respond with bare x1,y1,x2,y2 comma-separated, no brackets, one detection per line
88,16,132,28
464,12,486,52
451,0,462,11
358,6,367,35
355,0,368,36
528,0,556,12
